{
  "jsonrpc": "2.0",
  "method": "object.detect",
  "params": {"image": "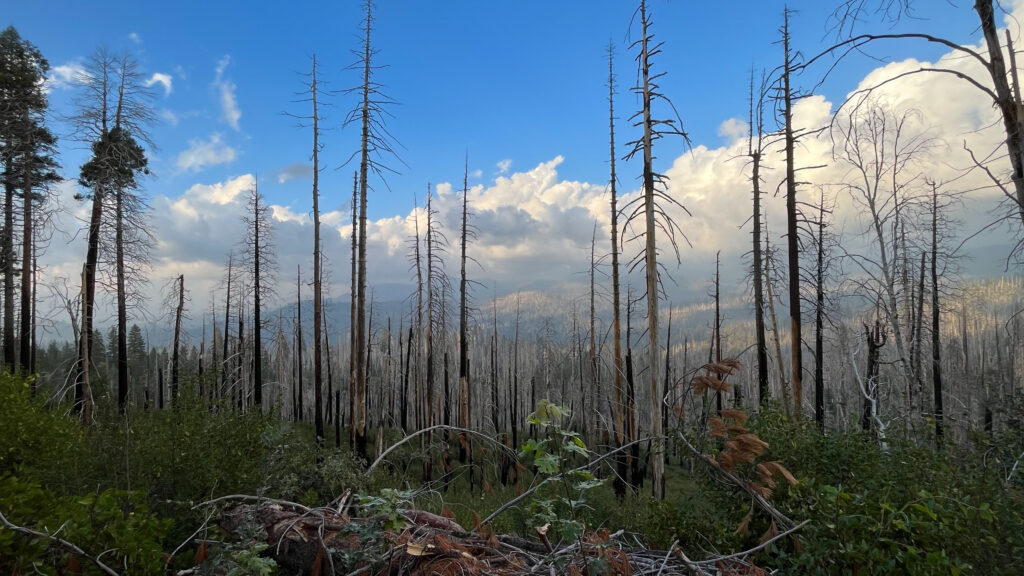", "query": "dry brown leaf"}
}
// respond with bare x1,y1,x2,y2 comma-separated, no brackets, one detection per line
759,519,780,545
